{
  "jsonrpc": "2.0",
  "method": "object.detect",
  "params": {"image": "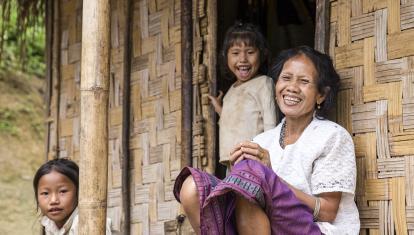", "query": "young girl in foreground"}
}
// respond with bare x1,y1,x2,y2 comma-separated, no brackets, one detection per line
33,158,112,235
208,22,277,168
